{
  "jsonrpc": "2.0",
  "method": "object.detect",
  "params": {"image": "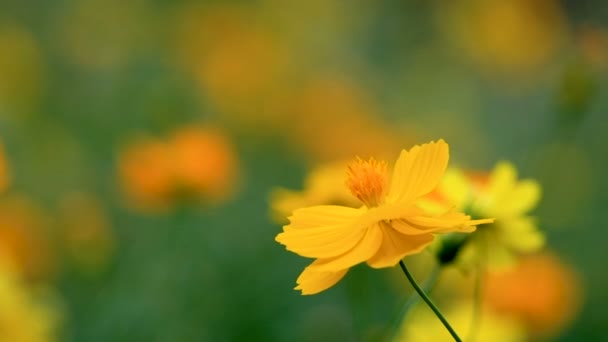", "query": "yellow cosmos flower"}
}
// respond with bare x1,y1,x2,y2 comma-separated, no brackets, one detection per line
275,140,494,295
58,193,115,274
433,161,544,269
